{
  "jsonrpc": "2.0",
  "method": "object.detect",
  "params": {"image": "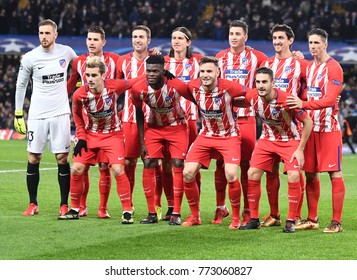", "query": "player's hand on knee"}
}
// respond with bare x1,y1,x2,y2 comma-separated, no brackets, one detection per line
14,110,27,135
73,139,87,156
